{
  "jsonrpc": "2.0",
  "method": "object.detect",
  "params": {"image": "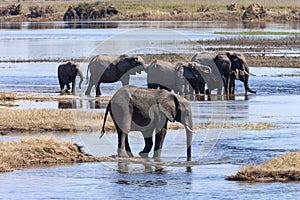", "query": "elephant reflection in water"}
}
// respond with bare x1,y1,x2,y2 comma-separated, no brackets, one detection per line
101,85,193,171
58,99,83,109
